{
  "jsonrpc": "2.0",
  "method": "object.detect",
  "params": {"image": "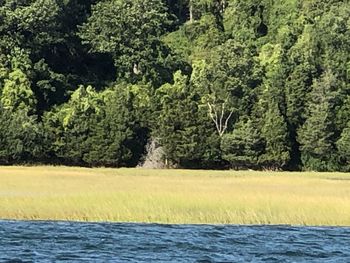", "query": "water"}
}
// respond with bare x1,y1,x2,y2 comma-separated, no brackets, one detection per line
0,221,349,262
